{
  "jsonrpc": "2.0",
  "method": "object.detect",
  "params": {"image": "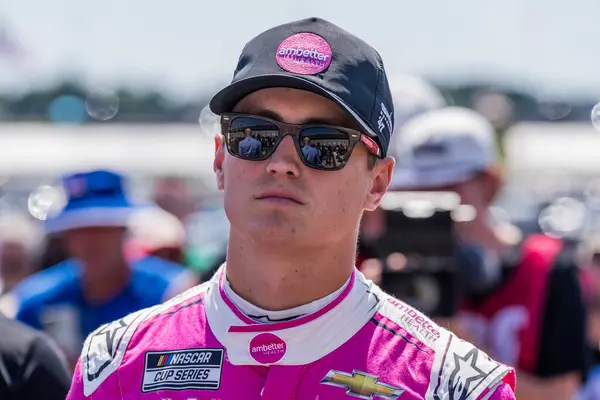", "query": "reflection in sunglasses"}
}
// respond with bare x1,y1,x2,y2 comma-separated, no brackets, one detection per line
222,114,376,171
